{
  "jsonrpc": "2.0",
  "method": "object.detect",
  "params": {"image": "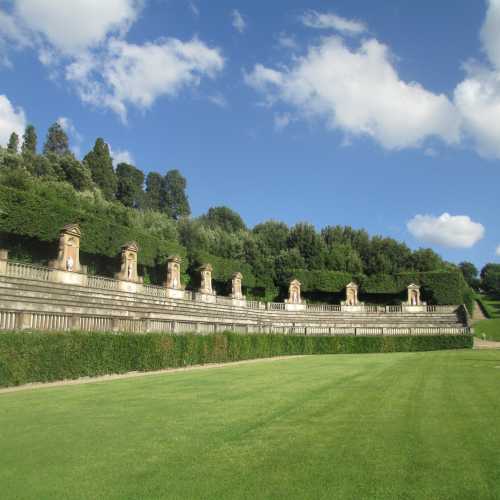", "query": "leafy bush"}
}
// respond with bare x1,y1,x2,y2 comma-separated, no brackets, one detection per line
0,331,472,387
